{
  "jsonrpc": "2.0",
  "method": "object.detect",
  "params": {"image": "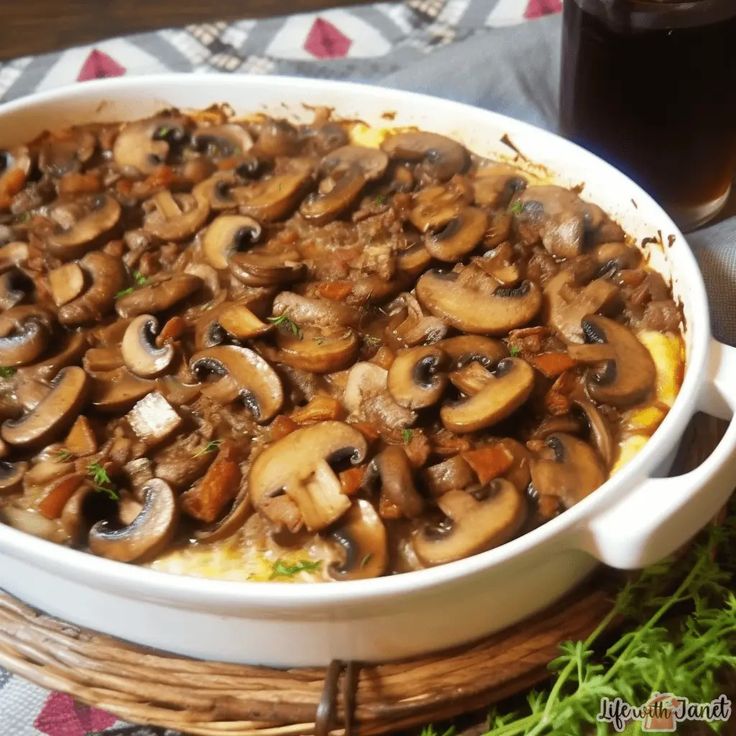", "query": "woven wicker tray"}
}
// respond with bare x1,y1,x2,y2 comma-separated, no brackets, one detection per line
0,580,613,736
